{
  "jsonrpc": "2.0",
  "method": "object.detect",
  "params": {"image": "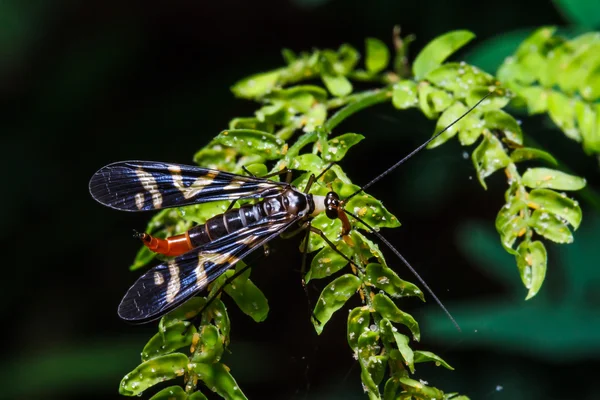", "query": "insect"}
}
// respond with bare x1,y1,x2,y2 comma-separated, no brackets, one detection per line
89,93,491,326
